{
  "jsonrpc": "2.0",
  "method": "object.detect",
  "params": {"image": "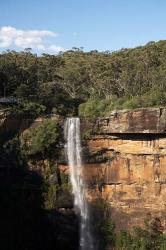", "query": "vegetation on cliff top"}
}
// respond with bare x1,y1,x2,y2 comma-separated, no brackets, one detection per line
0,40,166,117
